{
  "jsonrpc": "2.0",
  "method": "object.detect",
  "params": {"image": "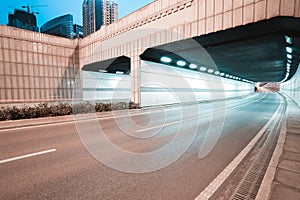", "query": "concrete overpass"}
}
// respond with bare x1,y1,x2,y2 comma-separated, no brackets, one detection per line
0,0,299,106
79,0,300,106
